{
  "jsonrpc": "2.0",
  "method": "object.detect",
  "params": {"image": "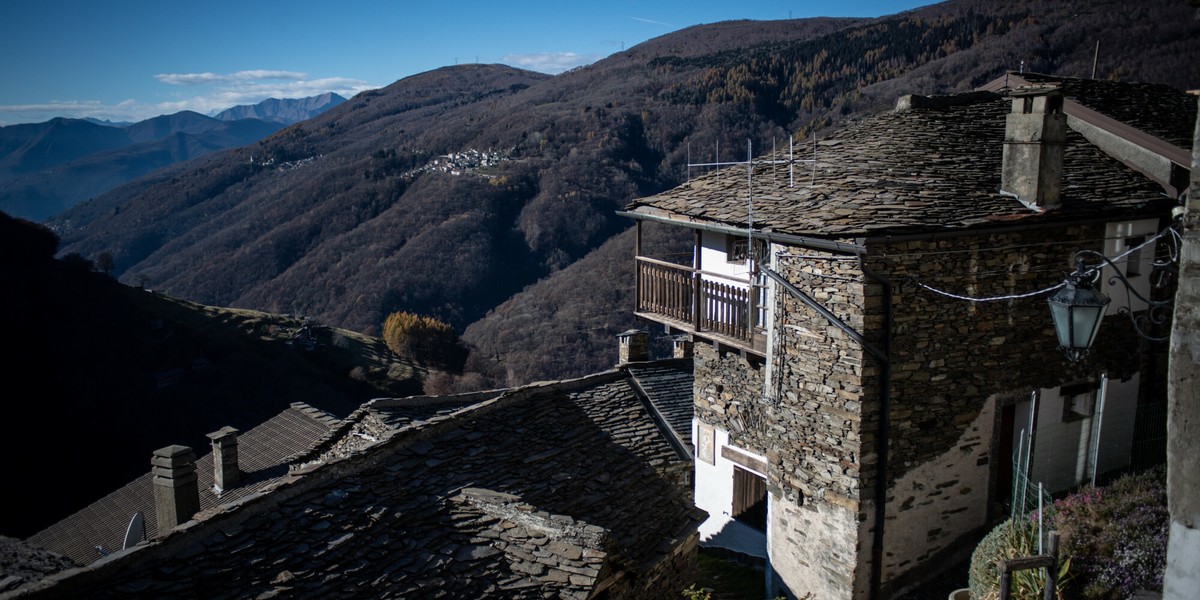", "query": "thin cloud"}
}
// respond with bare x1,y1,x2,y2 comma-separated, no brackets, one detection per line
155,70,309,85
502,52,601,74
0,100,105,113
0,72,375,124
629,16,674,28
